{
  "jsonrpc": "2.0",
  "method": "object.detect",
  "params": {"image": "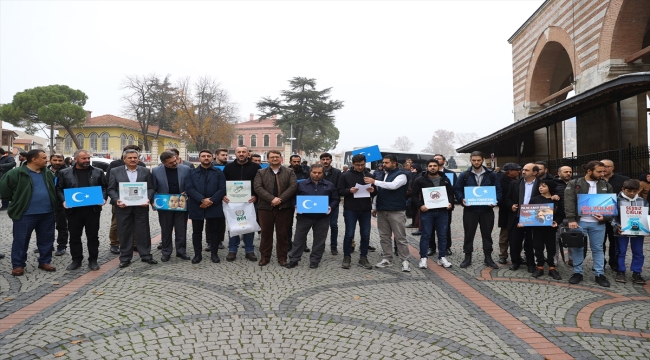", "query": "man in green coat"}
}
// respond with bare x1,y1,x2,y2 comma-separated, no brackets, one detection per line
0,149,58,276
